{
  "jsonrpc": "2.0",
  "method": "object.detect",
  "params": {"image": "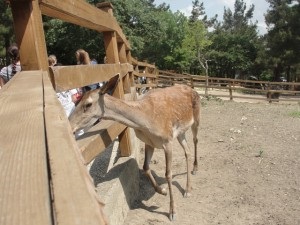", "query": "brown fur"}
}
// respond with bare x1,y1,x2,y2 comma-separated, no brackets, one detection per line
69,76,201,220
